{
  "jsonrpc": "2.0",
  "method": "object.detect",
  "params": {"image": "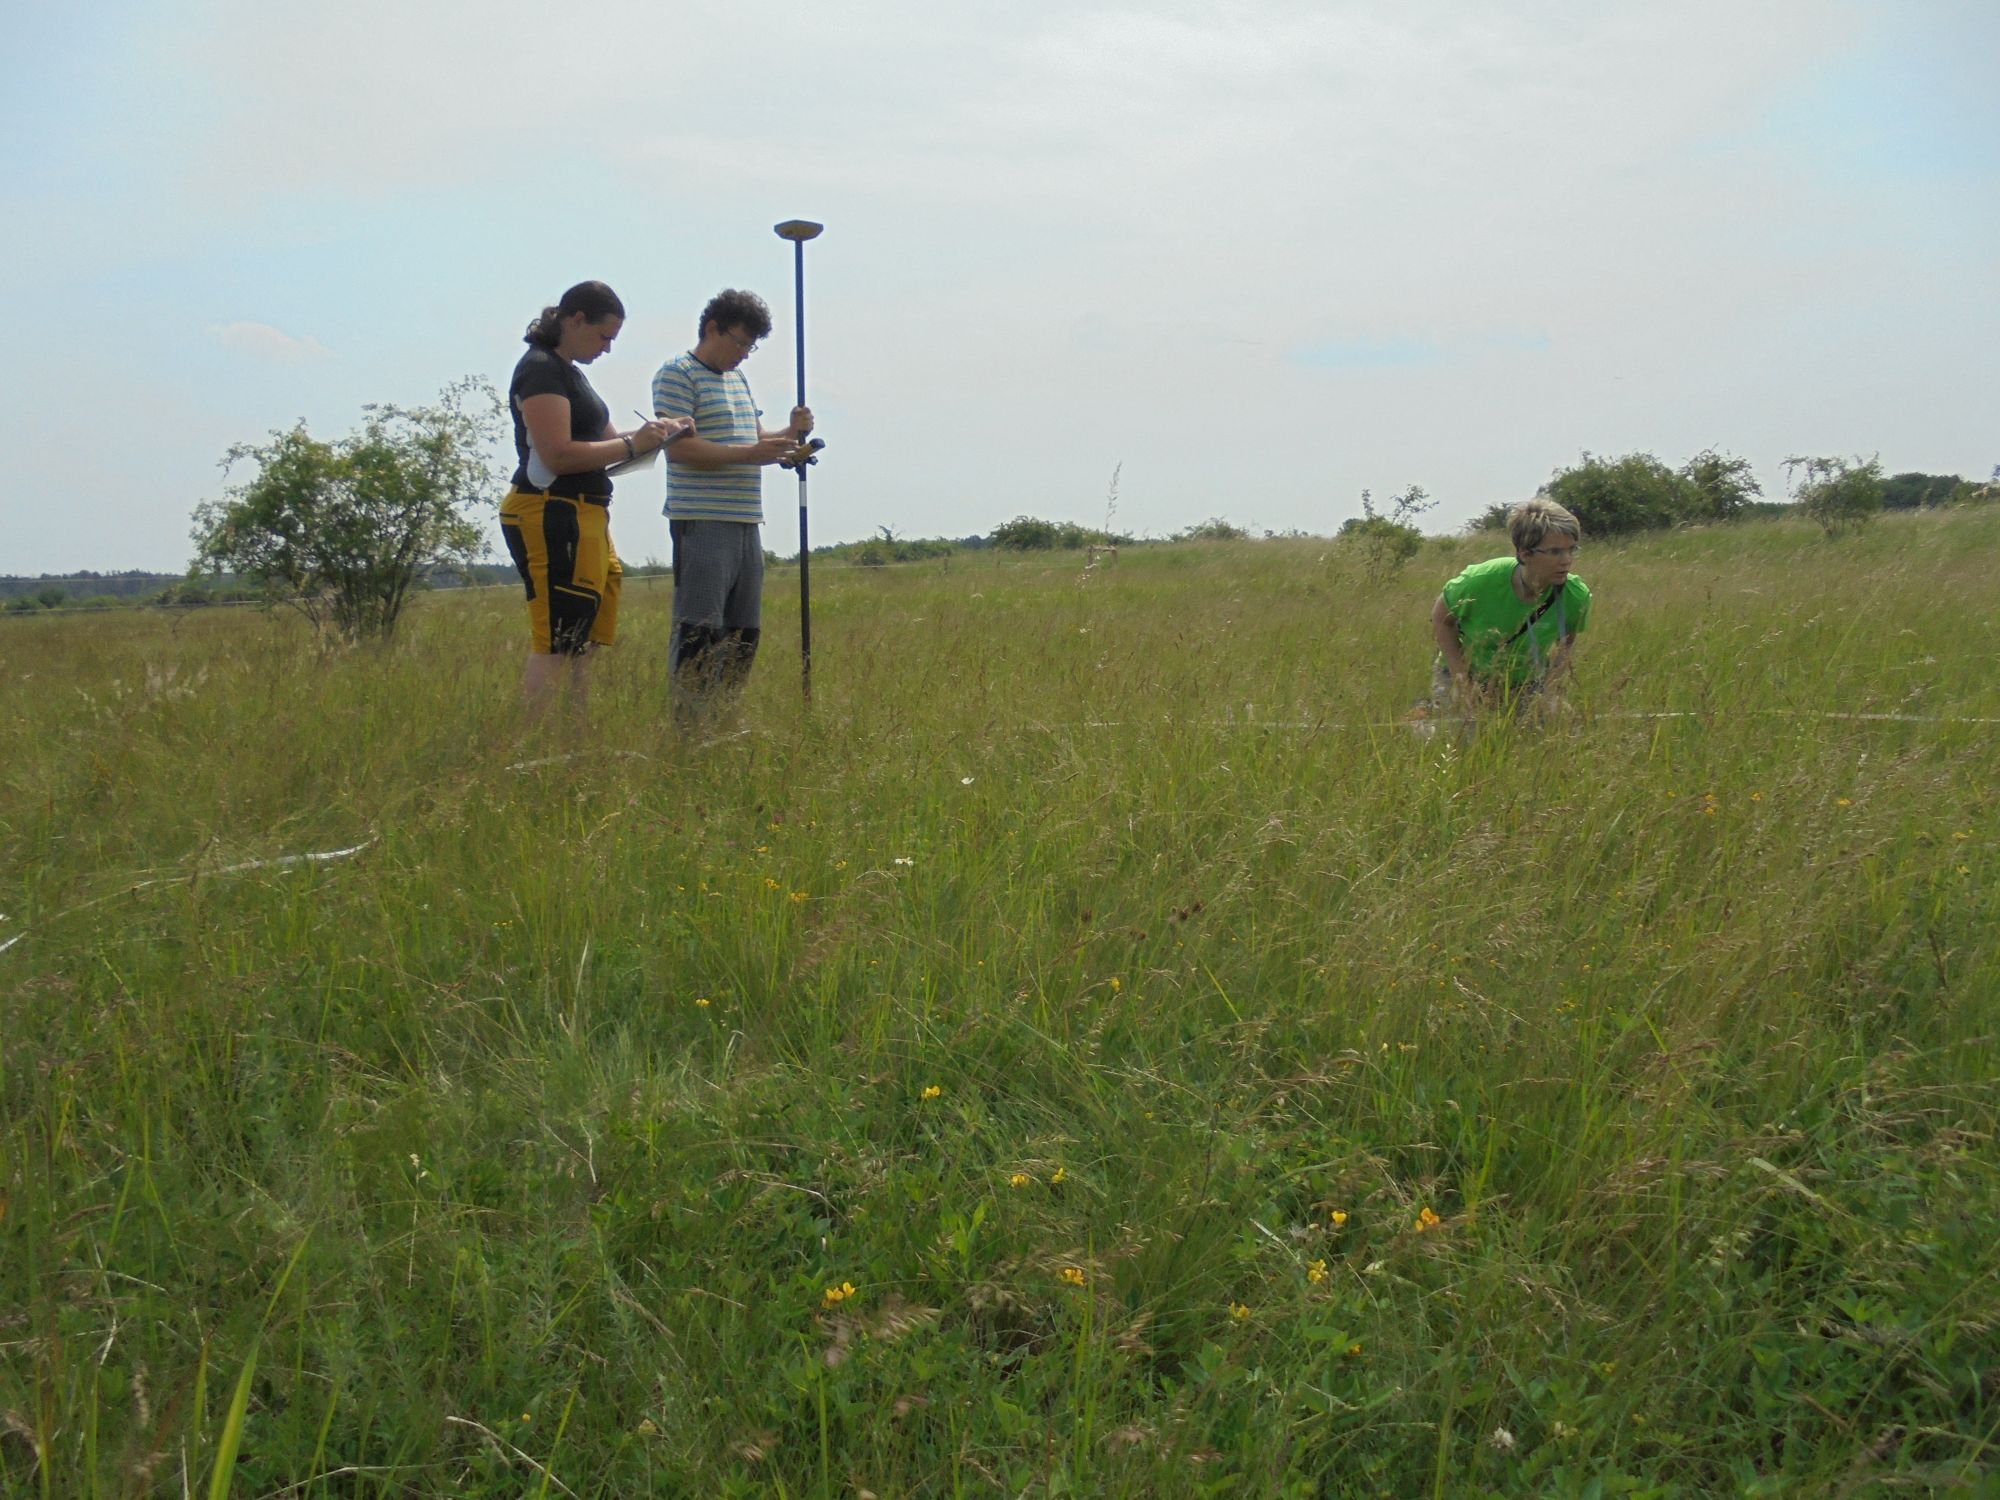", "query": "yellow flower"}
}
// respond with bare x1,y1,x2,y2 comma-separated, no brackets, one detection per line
1836,797,1853,807
1060,1266,1087,1287
1415,1206,1442,1233
695,997,711,1009
1345,1343,1363,1358
1329,1210,1348,1228
764,876,781,891
1050,1167,1066,1185
1109,976,1121,992
1229,1302,1251,1322
921,1085,942,1101
1750,791,1764,802
1307,1259,1328,1285
822,1281,857,1307
756,845,770,854
1009,1172,1032,1189
790,890,810,903
834,859,849,870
